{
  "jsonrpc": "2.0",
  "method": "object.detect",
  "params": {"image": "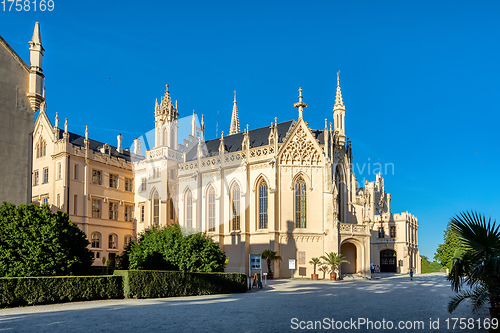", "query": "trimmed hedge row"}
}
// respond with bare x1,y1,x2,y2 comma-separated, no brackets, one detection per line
0,275,123,307
114,270,247,298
